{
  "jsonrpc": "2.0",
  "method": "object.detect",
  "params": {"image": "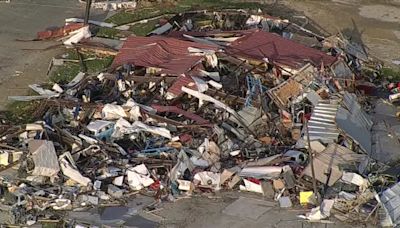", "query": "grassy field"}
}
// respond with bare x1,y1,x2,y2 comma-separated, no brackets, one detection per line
50,49,114,84
382,67,400,81
106,0,264,26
